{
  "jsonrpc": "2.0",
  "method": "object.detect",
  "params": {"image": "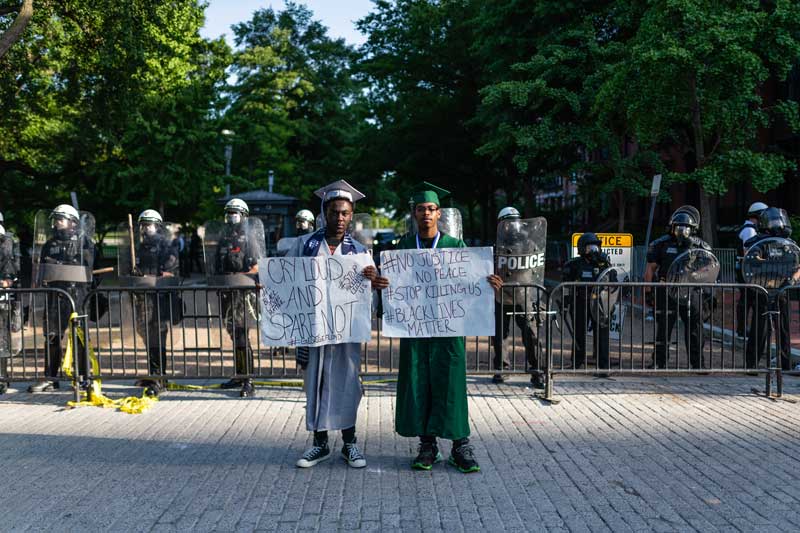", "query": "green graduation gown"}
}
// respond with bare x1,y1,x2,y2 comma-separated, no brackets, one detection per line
394,232,470,440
